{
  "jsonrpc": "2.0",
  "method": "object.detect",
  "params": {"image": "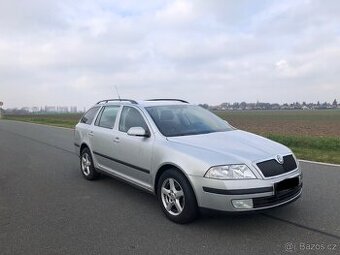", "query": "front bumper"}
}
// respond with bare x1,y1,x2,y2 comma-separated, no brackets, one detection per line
189,169,302,212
